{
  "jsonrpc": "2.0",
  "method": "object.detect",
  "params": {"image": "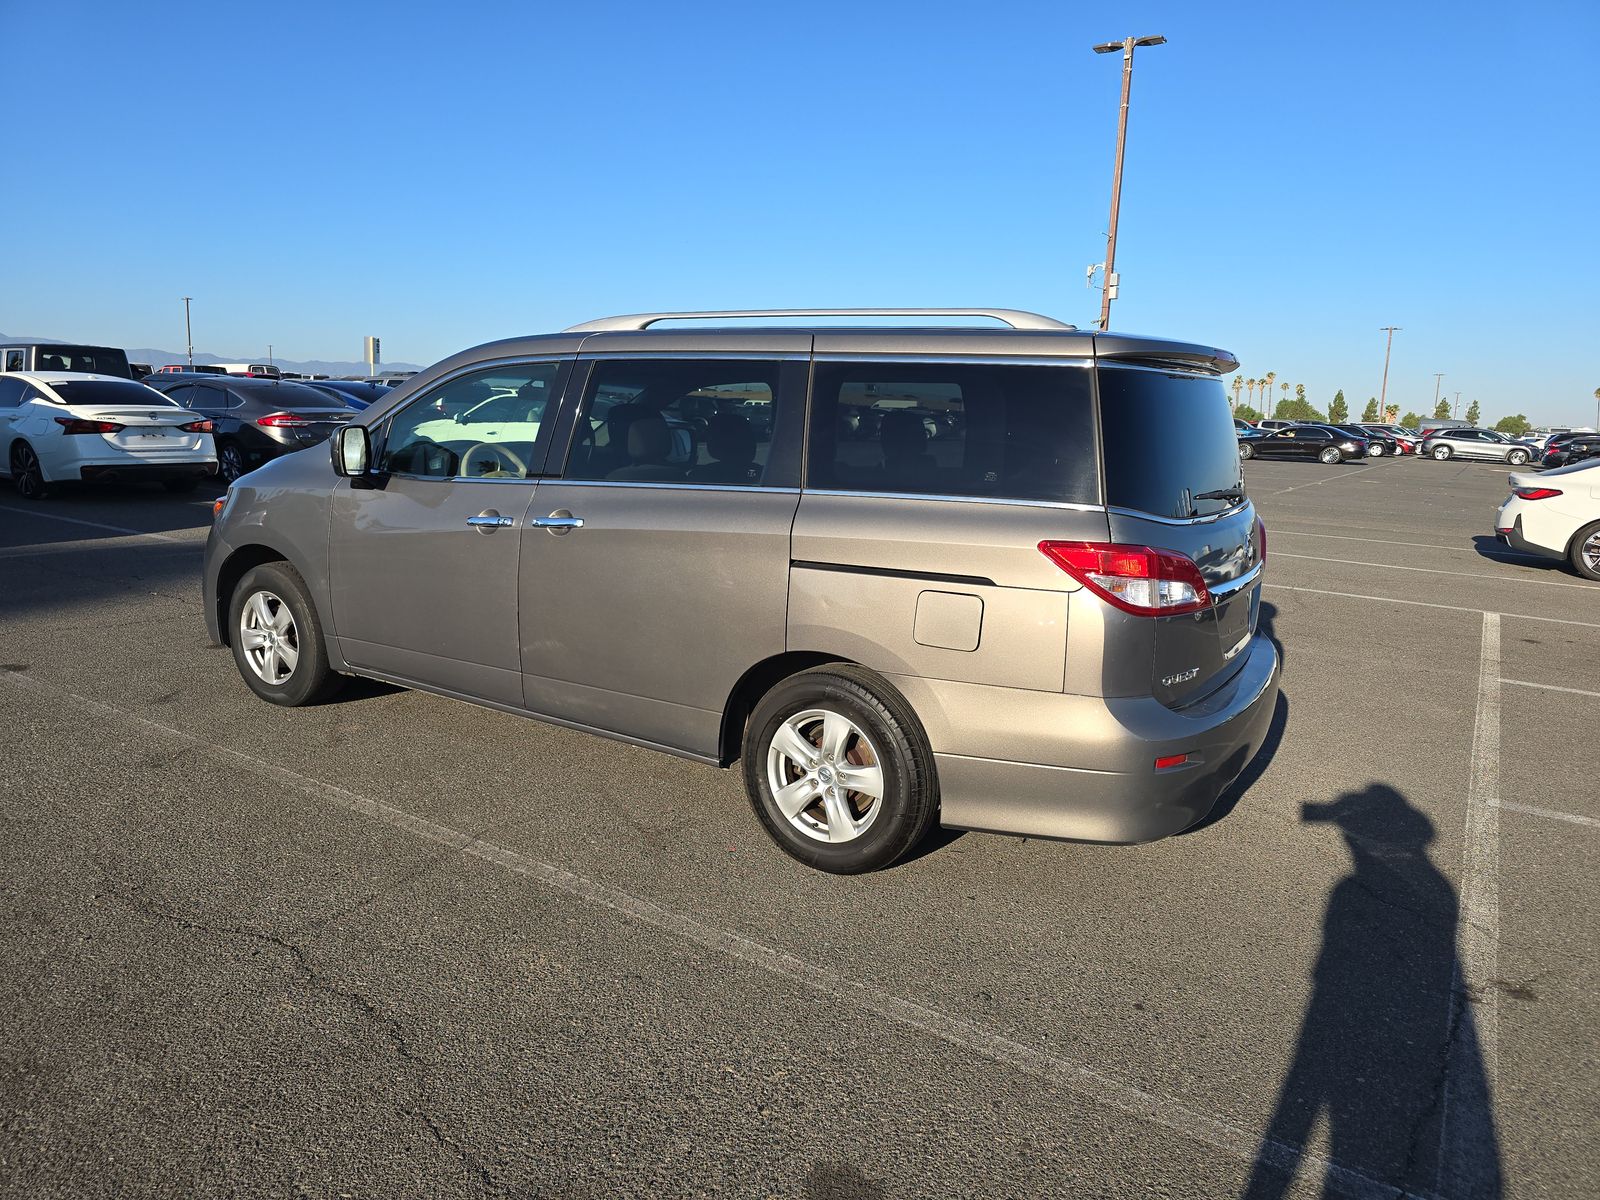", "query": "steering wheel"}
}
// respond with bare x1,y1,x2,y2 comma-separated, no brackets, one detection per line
460,442,529,478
